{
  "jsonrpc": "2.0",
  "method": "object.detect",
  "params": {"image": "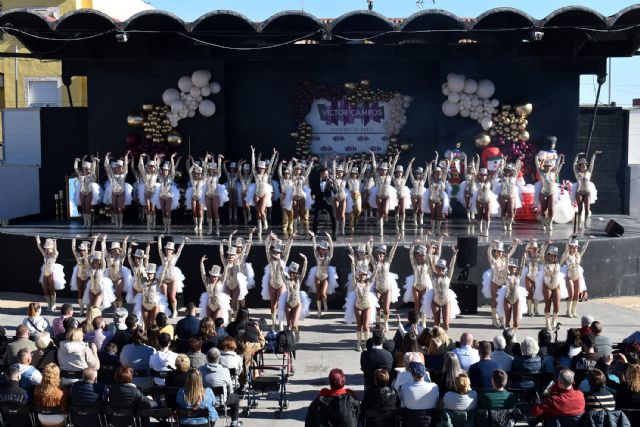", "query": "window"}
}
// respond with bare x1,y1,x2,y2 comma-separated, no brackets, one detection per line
26,78,62,108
